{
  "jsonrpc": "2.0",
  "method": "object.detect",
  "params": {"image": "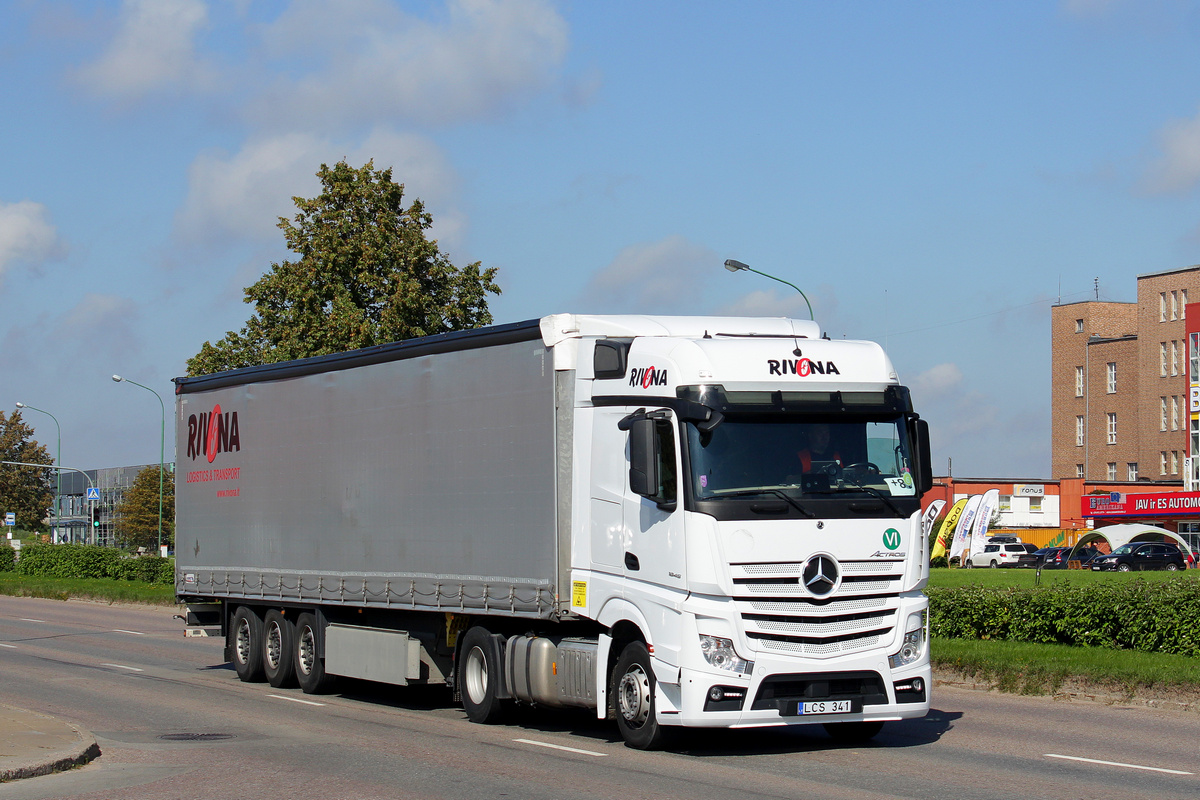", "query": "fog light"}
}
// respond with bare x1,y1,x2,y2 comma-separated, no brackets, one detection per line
912,677,923,692
708,686,725,702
